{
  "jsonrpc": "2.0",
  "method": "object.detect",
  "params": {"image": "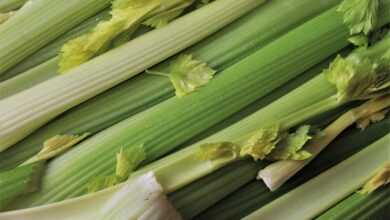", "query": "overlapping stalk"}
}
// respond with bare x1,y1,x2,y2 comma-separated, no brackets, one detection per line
10,3,358,208
0,0,265,152
195,118,389,220
0,0,340,170
244,134,390,220
0,0,112,76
